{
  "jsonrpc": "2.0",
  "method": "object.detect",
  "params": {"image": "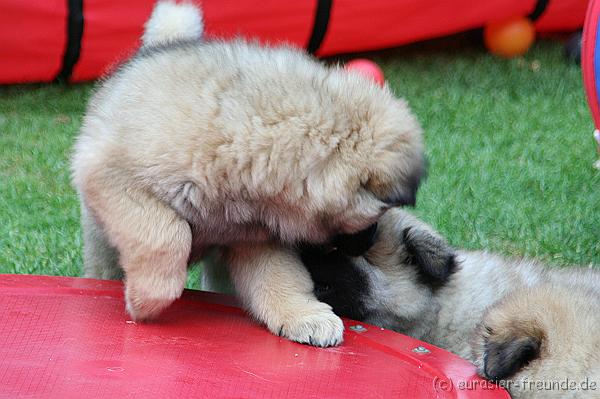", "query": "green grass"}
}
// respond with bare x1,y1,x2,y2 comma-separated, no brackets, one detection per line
371,39,600,266
1,85,86,276
1,38,599,284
